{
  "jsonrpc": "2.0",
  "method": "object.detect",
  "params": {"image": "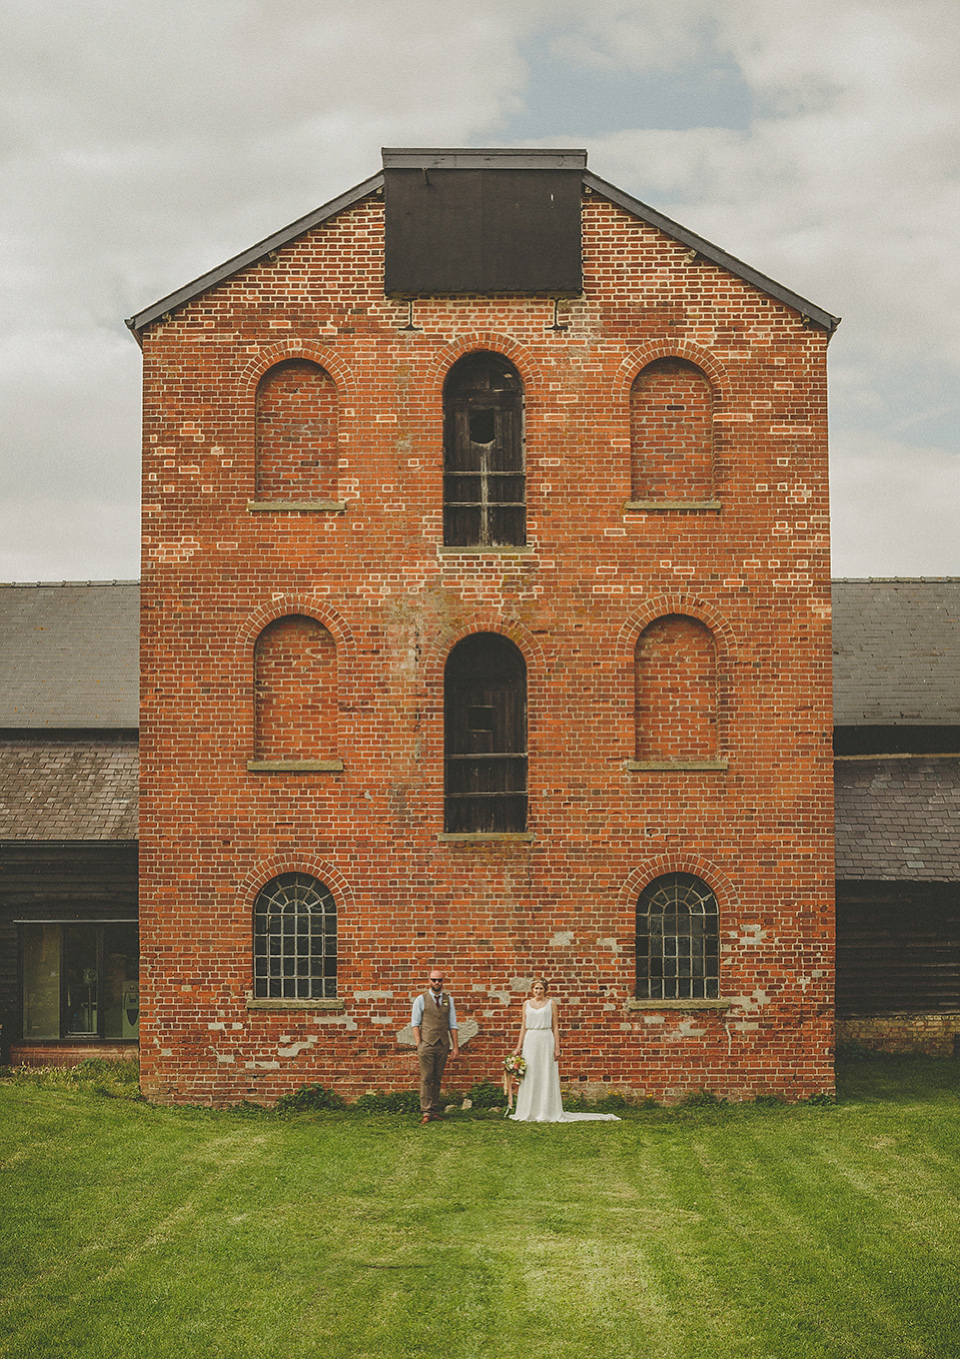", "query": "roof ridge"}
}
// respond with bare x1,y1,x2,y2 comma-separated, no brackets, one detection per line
0,580,140,589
